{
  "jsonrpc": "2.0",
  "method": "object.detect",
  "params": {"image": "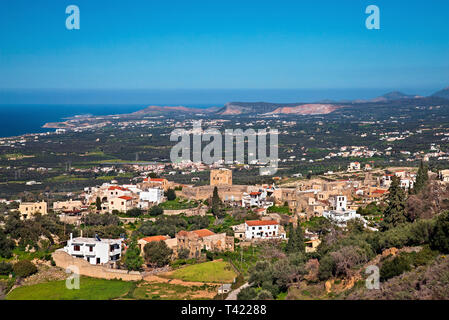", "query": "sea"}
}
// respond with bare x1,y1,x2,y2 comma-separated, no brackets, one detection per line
0,88,436,138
